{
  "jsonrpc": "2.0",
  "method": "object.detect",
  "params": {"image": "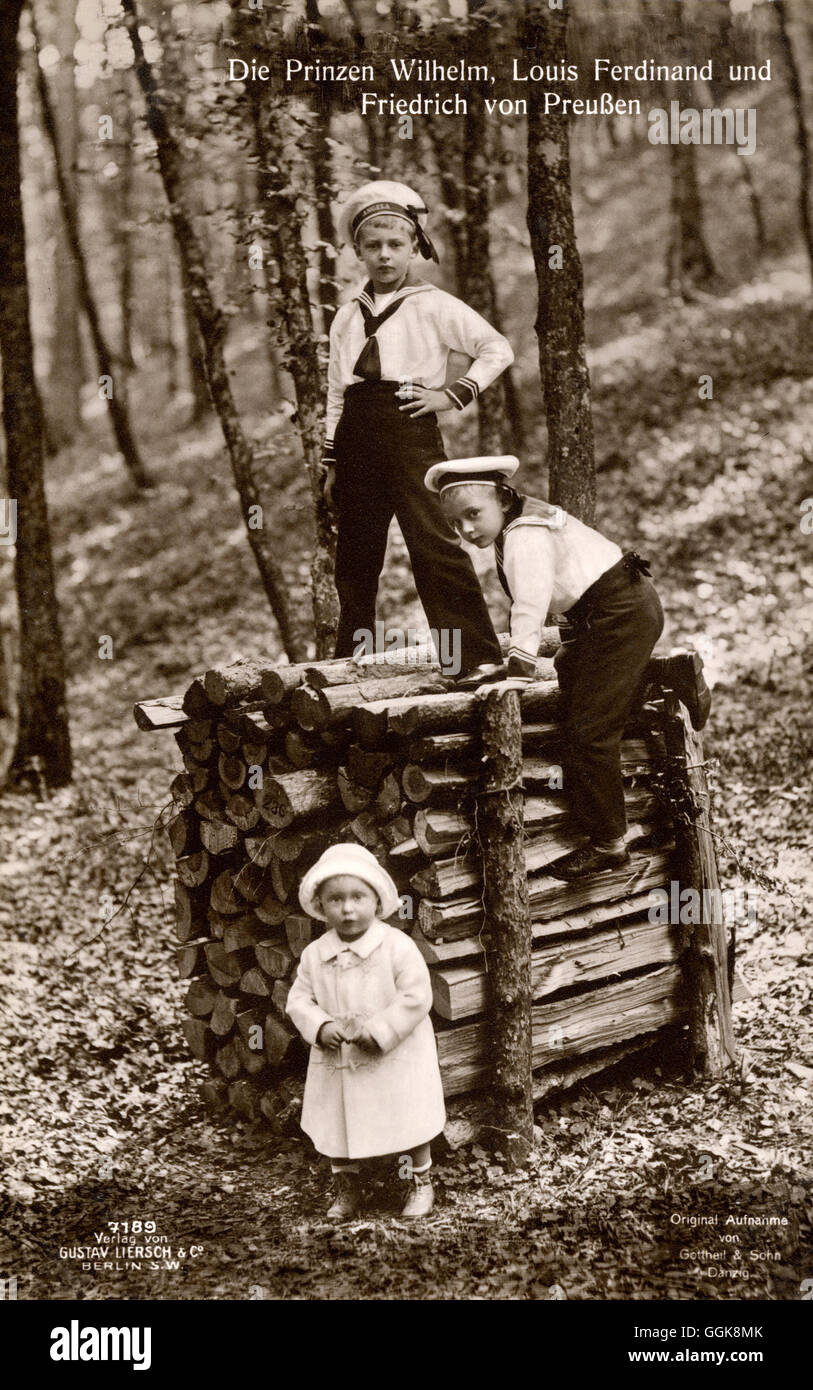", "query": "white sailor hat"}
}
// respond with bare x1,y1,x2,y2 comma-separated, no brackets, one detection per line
298,842,401,922
424,456,520,494
336,180,439,262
